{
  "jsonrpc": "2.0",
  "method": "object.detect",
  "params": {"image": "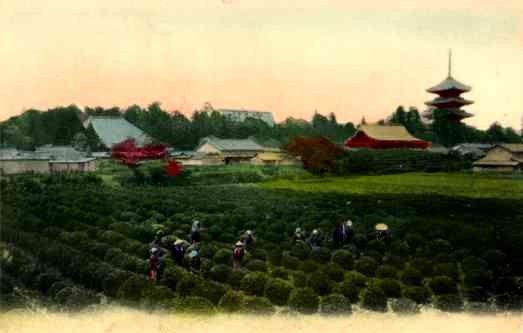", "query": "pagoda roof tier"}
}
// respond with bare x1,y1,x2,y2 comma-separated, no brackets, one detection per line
427,76,471,94
425,96,474,108
423,108,474,120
